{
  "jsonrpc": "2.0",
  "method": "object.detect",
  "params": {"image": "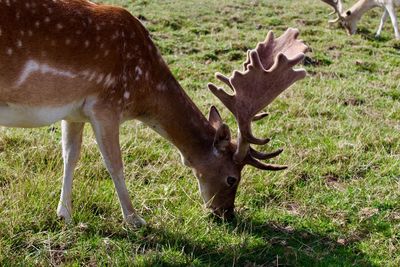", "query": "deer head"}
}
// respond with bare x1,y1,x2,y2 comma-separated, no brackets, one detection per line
320,0,359,35
196,28,308,218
